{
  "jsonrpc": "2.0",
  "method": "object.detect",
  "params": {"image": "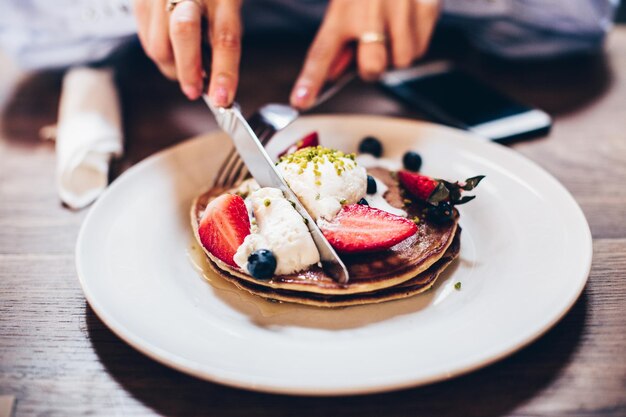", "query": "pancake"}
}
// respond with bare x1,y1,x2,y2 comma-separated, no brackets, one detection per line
208,230,460,308
190,167,458,295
